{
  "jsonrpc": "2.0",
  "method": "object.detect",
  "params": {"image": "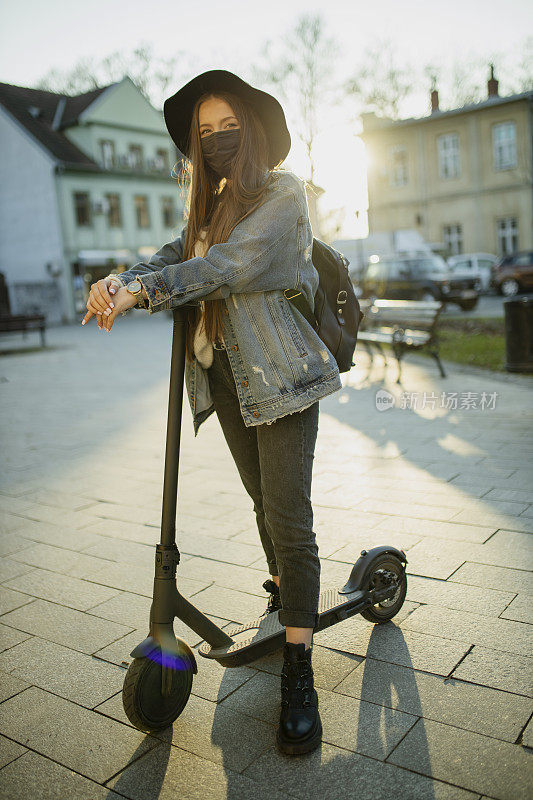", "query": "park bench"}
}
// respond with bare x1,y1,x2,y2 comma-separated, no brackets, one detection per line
357,298,446,382
0,313,46,348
